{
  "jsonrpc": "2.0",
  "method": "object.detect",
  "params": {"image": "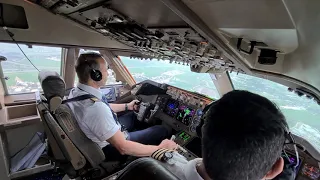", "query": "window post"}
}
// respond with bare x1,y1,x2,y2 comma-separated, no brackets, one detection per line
0,57,8,96
99,50,136,87
62,48,79,89
210,71,234,97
